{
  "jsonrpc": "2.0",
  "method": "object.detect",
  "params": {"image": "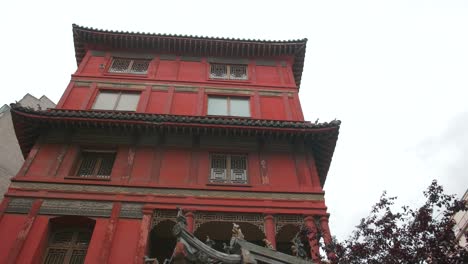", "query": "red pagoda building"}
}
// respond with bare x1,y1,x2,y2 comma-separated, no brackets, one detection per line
0,25,340,264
